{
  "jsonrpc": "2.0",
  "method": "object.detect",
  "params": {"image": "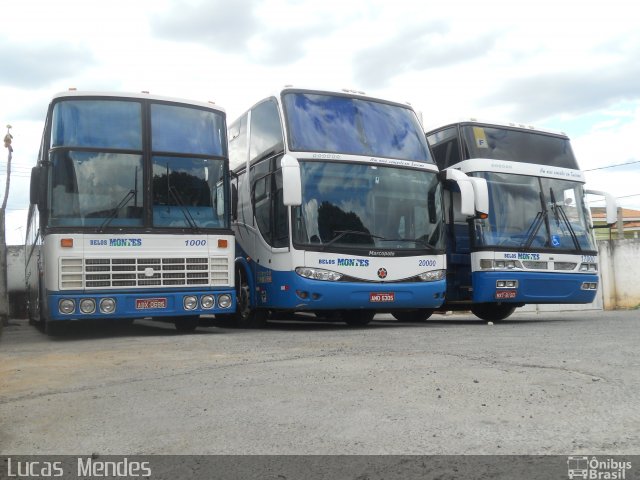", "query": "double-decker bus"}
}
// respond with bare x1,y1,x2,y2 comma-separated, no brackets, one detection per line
25,90,235,334
426,119,617,321
227,87,479,327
